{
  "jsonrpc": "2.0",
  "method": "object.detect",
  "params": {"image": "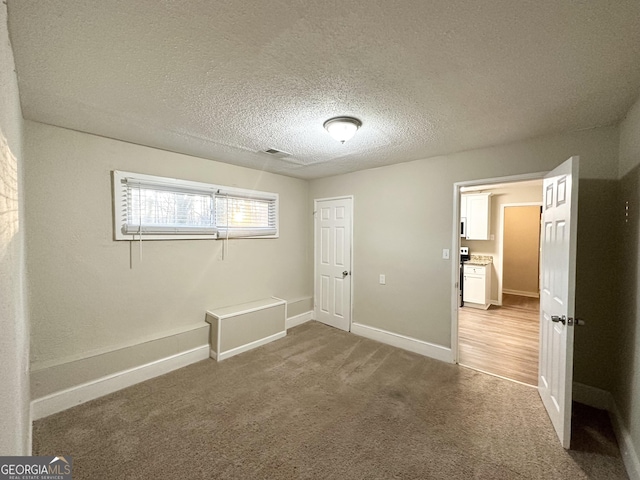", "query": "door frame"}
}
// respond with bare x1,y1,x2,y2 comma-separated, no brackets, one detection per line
451,172,546,363
498,202,543,305
313,195,355,331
